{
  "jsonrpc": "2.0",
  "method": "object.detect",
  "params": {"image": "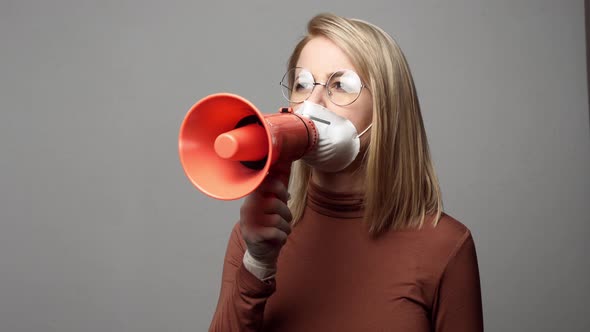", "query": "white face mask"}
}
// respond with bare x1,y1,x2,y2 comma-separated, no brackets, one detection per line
295,101,372,172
